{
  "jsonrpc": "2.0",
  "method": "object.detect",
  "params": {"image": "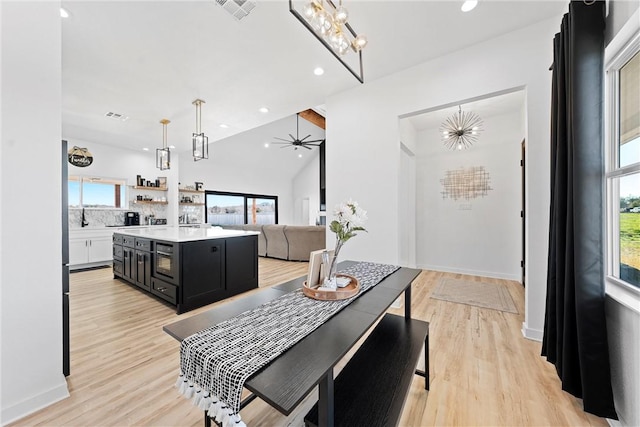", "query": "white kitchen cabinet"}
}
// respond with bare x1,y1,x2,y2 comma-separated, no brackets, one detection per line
69,238,92,266
69,229,116,269
88,236,114,262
